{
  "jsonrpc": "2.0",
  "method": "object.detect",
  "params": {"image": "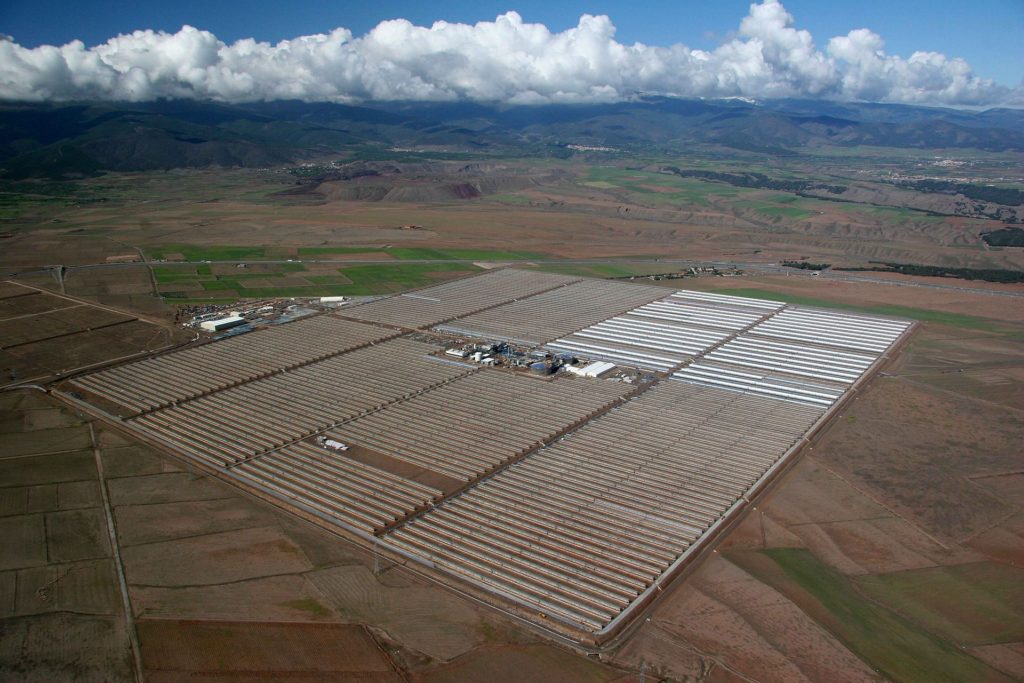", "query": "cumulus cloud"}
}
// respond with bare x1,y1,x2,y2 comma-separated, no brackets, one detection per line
0,0,1014,106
